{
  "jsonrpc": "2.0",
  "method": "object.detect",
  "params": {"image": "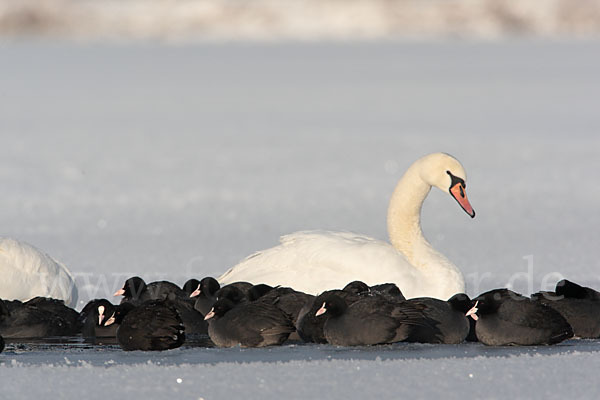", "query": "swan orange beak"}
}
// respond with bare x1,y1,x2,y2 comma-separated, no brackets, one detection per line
450,183,475,218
